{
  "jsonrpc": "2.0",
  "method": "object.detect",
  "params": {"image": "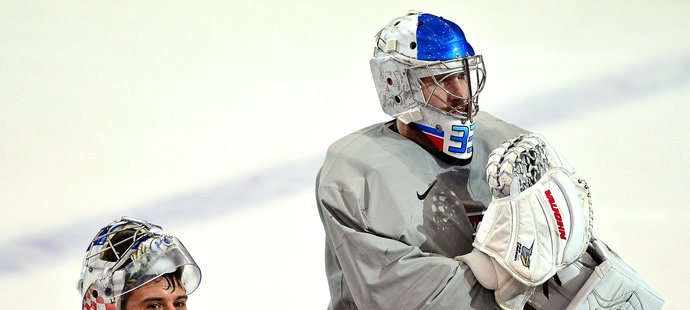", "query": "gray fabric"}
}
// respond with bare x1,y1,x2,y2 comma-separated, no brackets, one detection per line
316,111,529,309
